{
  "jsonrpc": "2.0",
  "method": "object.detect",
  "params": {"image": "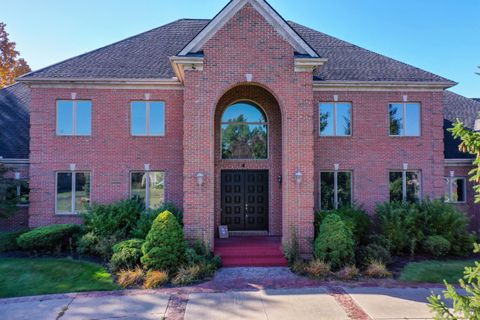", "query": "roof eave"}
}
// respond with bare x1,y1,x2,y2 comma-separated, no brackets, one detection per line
313,80,457,91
